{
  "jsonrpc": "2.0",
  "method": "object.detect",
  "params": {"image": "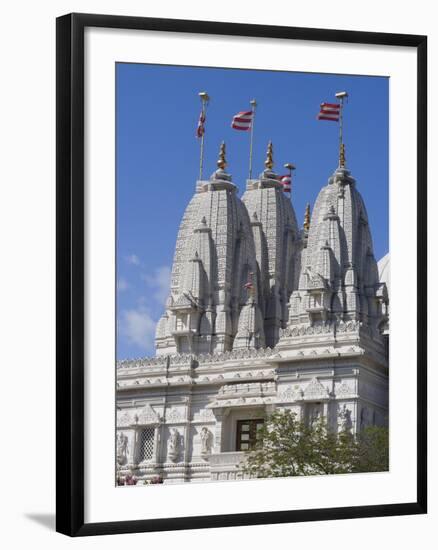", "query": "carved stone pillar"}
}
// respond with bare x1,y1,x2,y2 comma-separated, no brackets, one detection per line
211,407,229,453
